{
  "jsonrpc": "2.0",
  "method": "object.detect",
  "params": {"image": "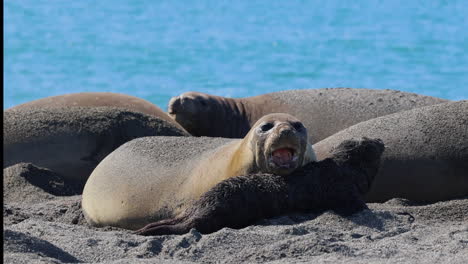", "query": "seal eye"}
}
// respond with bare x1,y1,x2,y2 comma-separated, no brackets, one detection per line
292,122,304,131
199,100,207,107
260,123,274,132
